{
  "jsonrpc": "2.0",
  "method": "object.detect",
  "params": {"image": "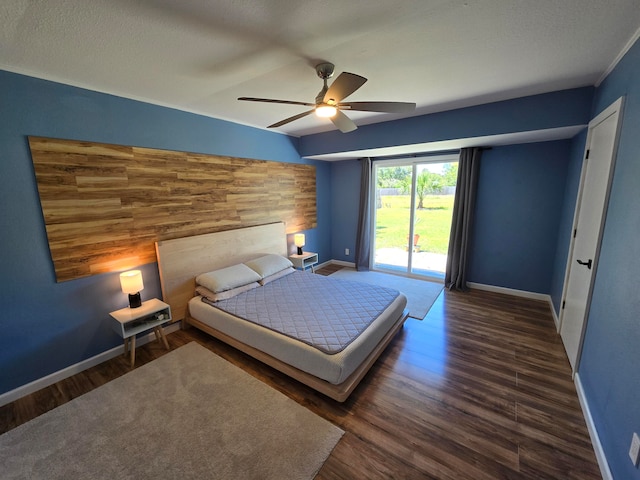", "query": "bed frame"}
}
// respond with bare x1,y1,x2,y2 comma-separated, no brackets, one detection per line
155,222,408,402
